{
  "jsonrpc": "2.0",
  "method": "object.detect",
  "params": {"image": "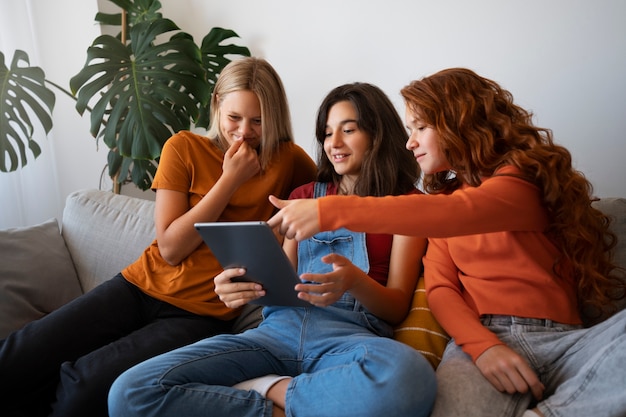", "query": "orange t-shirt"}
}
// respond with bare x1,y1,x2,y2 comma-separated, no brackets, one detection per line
317,166,581,361
122,131,317,320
